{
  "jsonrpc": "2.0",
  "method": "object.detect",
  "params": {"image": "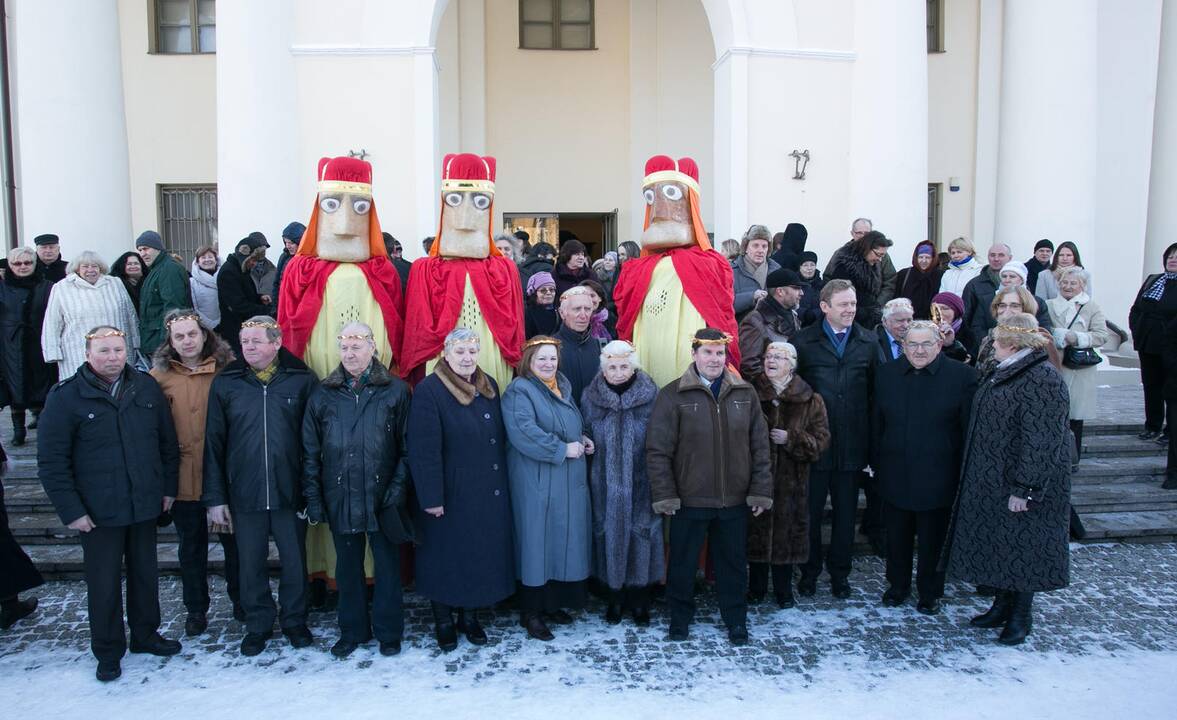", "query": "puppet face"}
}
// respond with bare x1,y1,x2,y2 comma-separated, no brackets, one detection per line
640,181,693,251
439,191,493,259
315,192,372,262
